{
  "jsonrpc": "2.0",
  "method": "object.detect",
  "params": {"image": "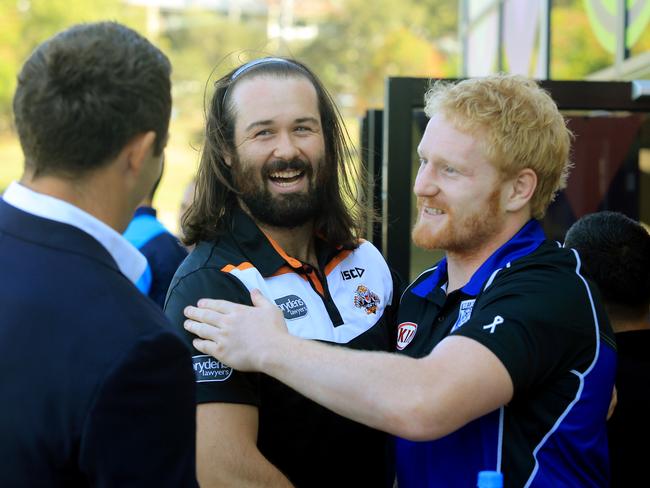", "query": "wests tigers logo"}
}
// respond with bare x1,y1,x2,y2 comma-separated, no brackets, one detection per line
353,284,380,315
